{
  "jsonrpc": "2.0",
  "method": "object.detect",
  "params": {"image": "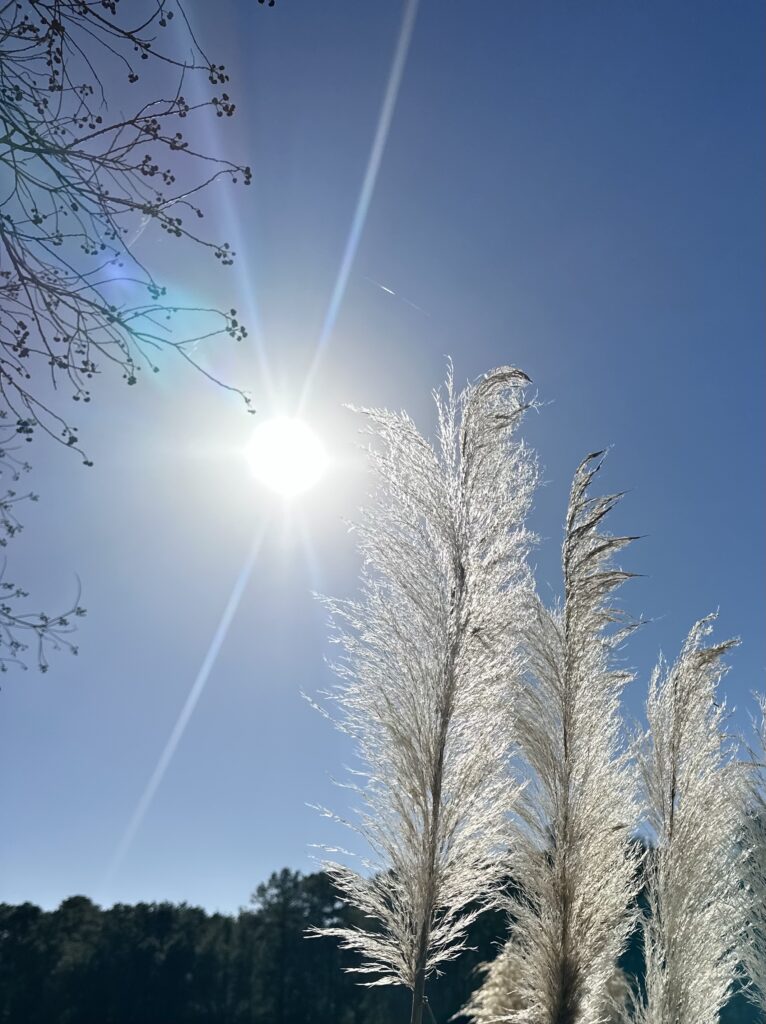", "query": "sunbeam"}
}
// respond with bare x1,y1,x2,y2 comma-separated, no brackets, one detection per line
104,0,416,905
299,0,420,411
297,515,323,596
183,5,276,406
103,523,268,891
